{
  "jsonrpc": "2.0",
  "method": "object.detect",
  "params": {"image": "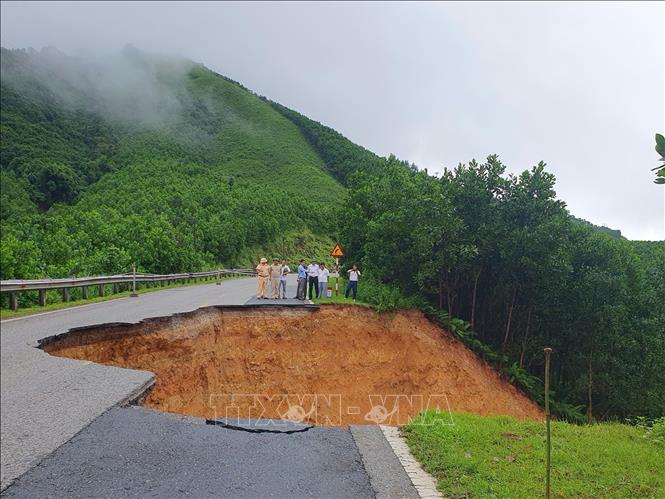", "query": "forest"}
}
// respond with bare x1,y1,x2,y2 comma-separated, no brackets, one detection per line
337,155,664,421
1,46,663,422
1,46,342,283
